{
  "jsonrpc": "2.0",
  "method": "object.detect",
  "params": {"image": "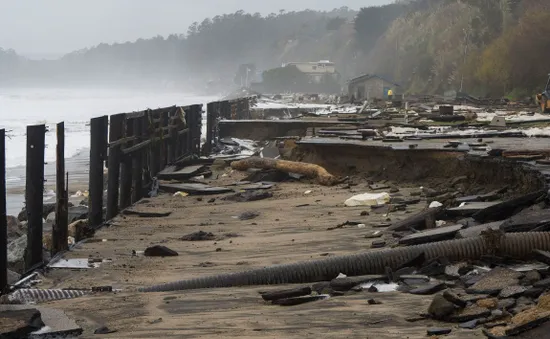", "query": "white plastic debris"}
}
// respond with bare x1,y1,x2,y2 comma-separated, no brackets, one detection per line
436,220,446,227
429,201,443,208
344,192,390,207
357,224,367,229
336,273,347,279
304,190,312,195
